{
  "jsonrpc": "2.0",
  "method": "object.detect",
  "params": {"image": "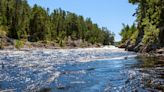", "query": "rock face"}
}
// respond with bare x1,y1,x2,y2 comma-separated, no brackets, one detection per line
118,39,161,54
0,37,14,49
118,40,131,49
126,45,135,51
118,44,126,48
133,43,143,52
156,48,164,54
